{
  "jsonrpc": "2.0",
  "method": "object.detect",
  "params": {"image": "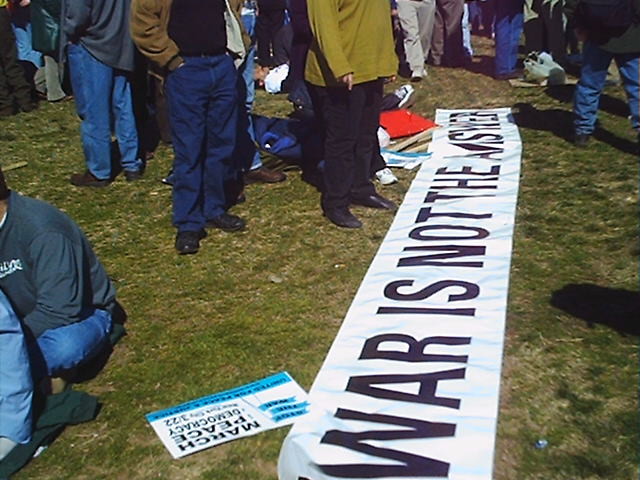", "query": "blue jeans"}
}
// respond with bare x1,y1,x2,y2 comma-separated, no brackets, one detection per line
28,308,112,380
165,54,239,232
67,43,142,179
574,42,640,135
240,9,263,171
494,0,523,76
